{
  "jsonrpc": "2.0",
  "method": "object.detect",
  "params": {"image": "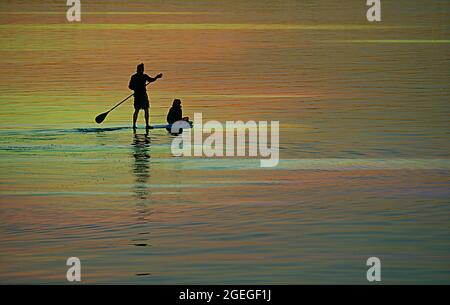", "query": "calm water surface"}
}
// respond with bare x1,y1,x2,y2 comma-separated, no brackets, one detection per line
0,0,449,283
